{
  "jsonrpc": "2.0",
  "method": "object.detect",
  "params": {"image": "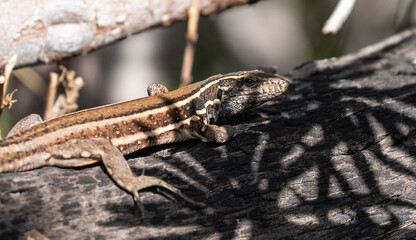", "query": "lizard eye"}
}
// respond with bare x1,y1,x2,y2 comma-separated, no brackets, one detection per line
244,77,256,87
